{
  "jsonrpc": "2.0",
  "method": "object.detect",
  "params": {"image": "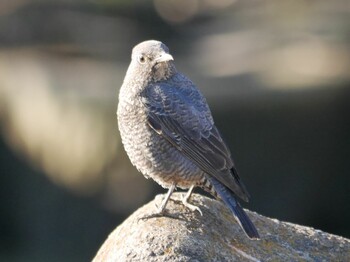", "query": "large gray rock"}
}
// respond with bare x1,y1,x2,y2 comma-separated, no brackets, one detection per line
93,193,350,261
